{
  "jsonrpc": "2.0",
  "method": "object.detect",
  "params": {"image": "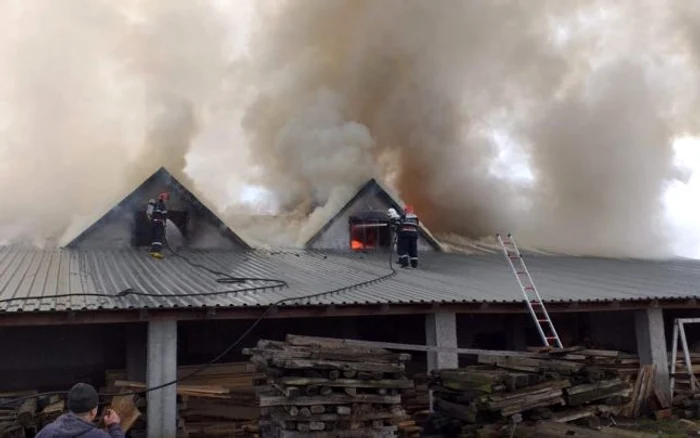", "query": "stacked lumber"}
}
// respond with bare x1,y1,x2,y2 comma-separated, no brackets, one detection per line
105,361,262,437
662,350,700,420
245,334,414,438
0,391,66,438
526,347,641,382
426,348,640,437
669,350,700,396
399,373,429,416
669,351,700,420
396,373,429,437
514,421,664,437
